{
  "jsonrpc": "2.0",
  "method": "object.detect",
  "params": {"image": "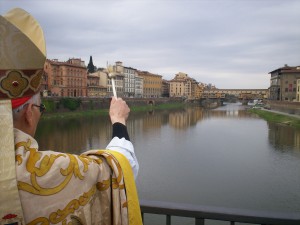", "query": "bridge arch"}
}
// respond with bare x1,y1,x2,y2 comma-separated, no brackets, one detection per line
148,100,154,106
